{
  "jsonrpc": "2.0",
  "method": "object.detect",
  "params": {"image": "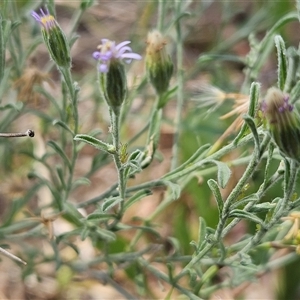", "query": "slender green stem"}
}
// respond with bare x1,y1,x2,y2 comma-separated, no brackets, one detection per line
67,6,85,39
170,1,184,171
110,109,126,213
56,66,80,208
11,4,21,53
215,155,259,240
59,66,78,134
157,0,167,32
77,183,118,208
